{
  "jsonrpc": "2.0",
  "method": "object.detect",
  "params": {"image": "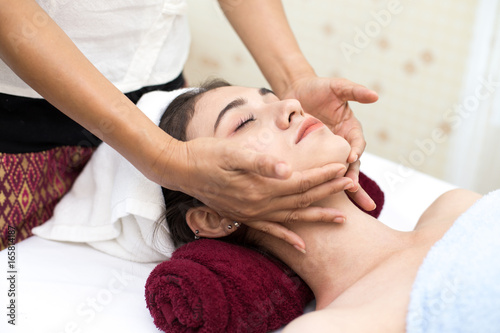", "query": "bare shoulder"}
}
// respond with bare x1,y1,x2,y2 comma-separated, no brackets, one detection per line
282,307,392,333
283,308,354,333
415,188,482,230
